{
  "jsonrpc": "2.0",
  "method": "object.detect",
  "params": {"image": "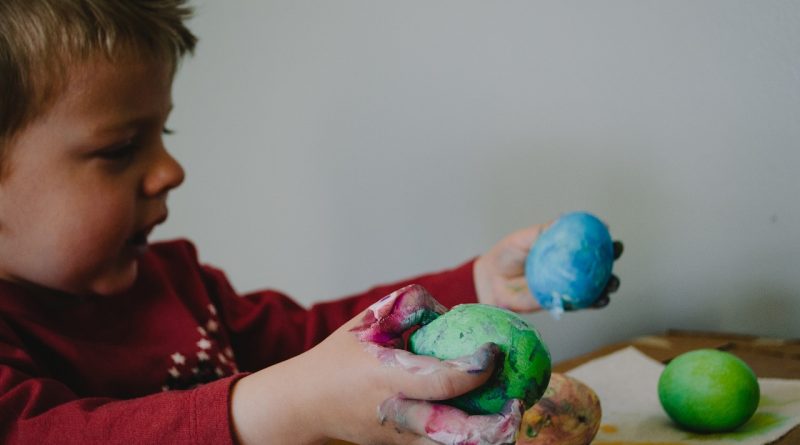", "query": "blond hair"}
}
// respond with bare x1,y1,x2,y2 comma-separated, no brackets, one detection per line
0,0,197,172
